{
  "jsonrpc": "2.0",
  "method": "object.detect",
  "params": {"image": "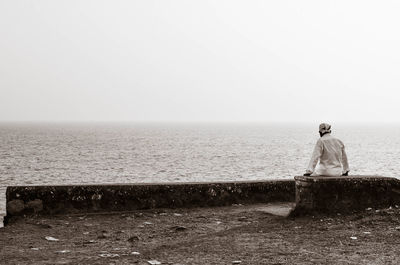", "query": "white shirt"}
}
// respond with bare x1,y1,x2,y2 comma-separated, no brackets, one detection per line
306,133,350,176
